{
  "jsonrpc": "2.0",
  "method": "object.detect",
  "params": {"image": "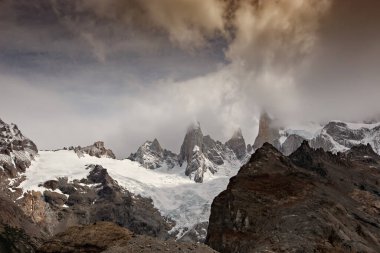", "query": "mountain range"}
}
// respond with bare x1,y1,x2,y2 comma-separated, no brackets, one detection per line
0,116,380,252
128,122,251,183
